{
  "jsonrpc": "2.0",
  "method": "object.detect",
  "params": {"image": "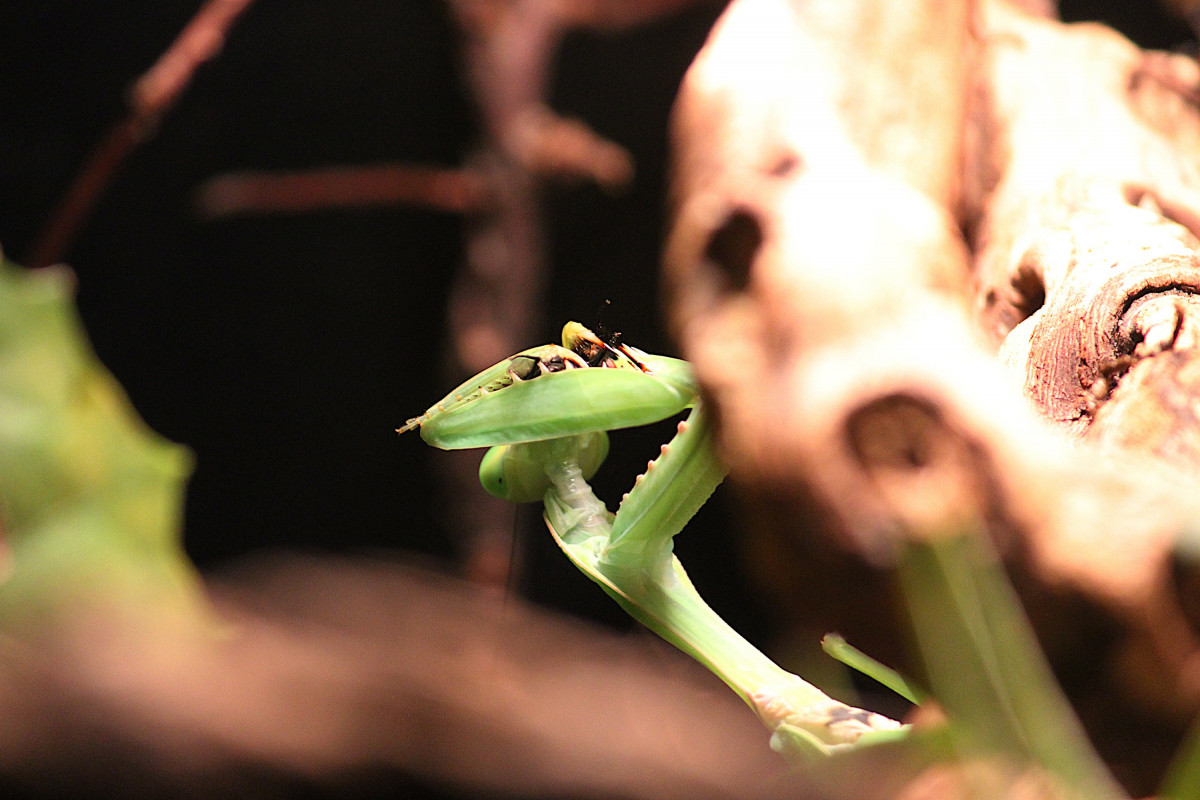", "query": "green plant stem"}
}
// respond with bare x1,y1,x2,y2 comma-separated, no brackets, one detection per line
897,525,1126,800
